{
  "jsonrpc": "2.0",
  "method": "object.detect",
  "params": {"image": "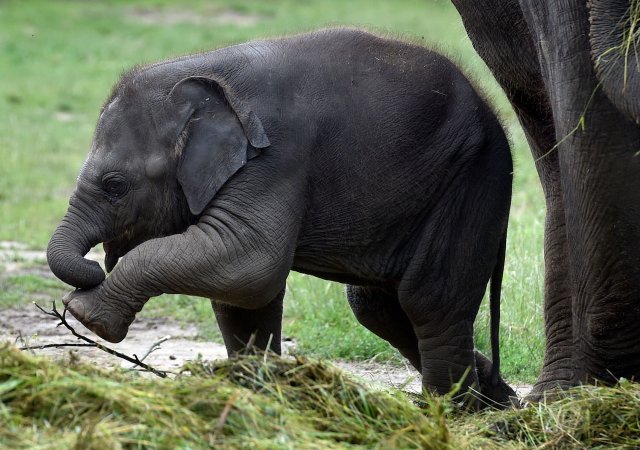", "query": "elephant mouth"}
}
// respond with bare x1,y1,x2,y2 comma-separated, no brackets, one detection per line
103,235,140,273
103,240,123,273
103,224,154,273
